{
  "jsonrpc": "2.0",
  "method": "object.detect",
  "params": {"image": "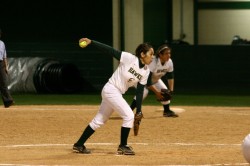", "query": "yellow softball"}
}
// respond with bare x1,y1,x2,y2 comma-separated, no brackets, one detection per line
79,41,87,48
